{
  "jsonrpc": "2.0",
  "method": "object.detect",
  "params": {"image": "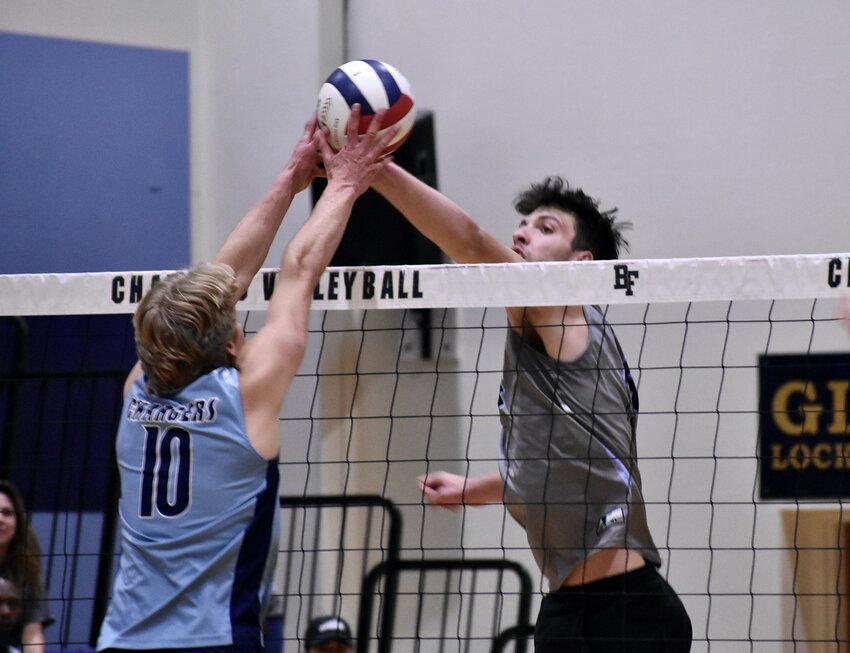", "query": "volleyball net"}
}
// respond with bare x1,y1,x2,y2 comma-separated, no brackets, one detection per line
1,253,849,652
